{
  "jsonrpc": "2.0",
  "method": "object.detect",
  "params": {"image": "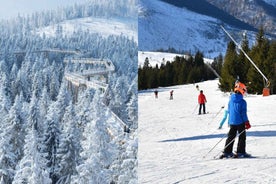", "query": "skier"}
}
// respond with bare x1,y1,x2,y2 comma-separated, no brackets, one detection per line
154,90,158,99
220,82,251,158
170,90,174,100
218,109,228,129
196,85,199,91
198,90,207,115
